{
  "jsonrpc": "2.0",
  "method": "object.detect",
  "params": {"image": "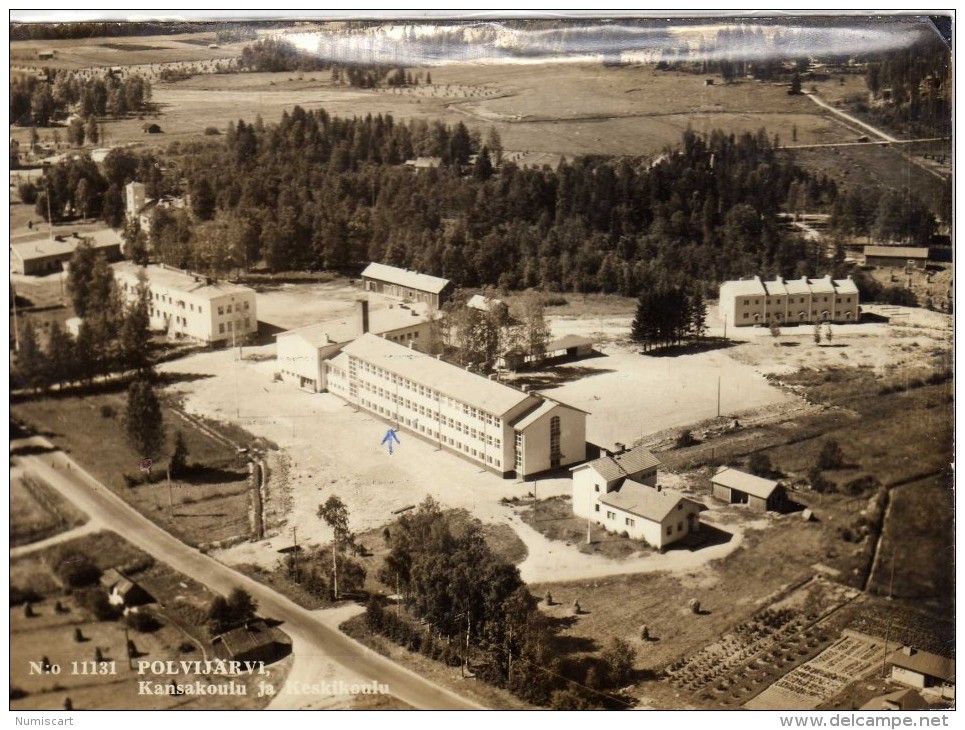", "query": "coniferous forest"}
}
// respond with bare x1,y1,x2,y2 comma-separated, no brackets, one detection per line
31,104,941,298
